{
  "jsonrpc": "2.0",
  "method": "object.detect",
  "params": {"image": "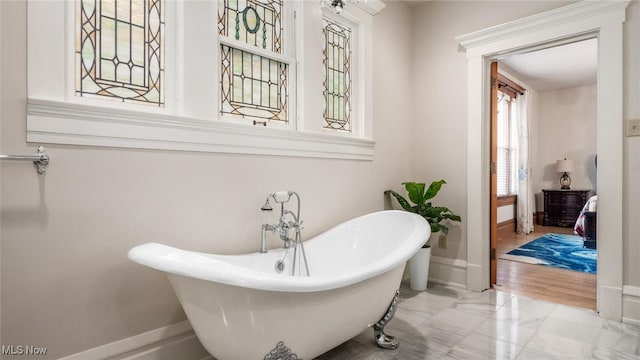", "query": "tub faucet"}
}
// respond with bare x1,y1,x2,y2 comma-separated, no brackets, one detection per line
259,191,303,253
259,191,310,276
260,223,284,253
